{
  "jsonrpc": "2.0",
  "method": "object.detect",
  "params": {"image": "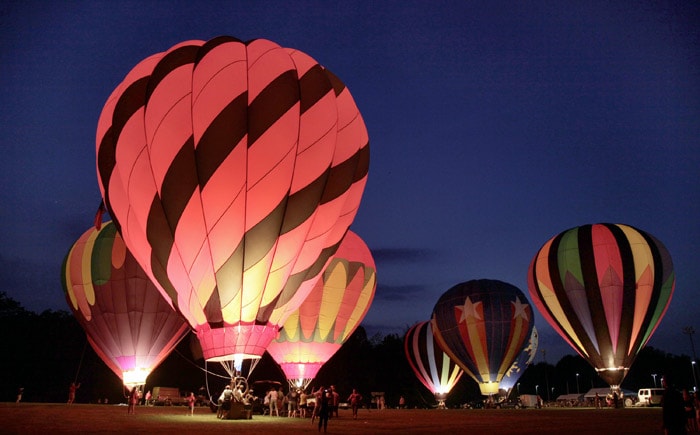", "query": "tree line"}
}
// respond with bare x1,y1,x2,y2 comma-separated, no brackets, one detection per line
1,292,695,407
